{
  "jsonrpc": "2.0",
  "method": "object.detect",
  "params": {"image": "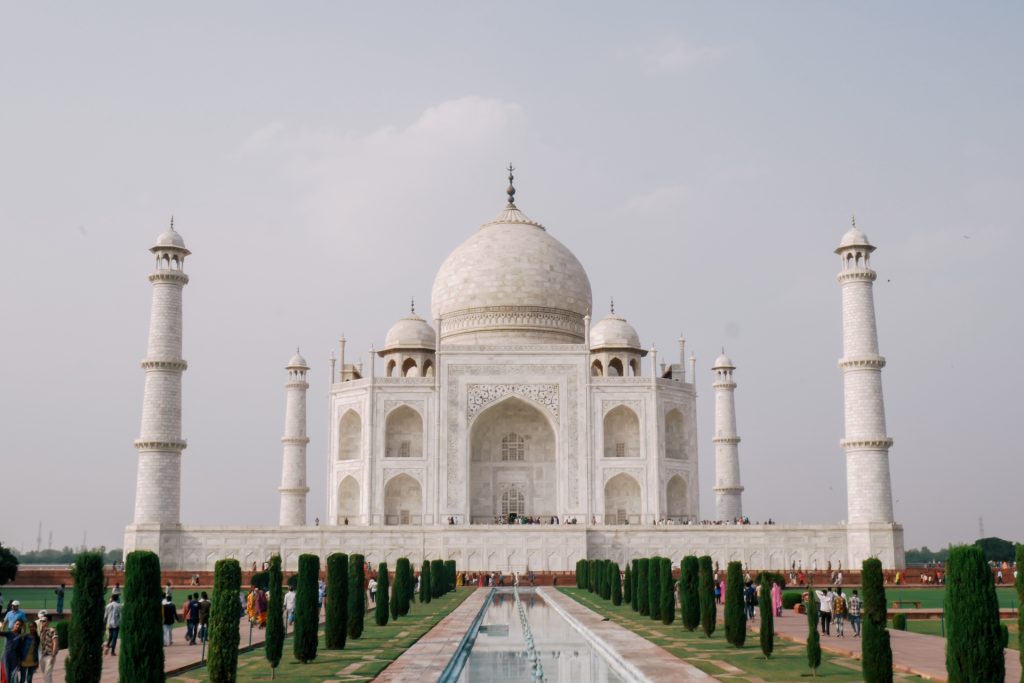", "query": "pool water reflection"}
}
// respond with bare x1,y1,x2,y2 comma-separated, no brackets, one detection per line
456,589,627,683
